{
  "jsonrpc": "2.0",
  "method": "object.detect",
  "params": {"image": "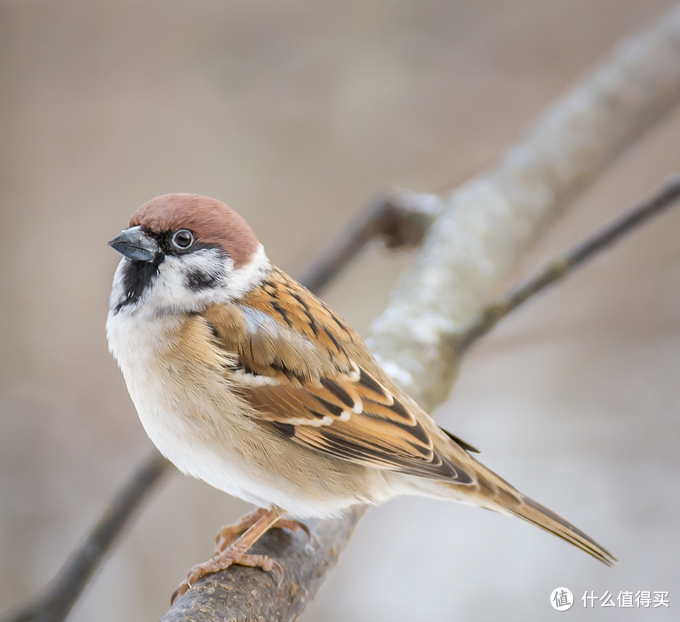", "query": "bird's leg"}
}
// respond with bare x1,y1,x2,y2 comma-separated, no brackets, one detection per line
172,506,306,604
214,507,267,553
214,507,311,554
